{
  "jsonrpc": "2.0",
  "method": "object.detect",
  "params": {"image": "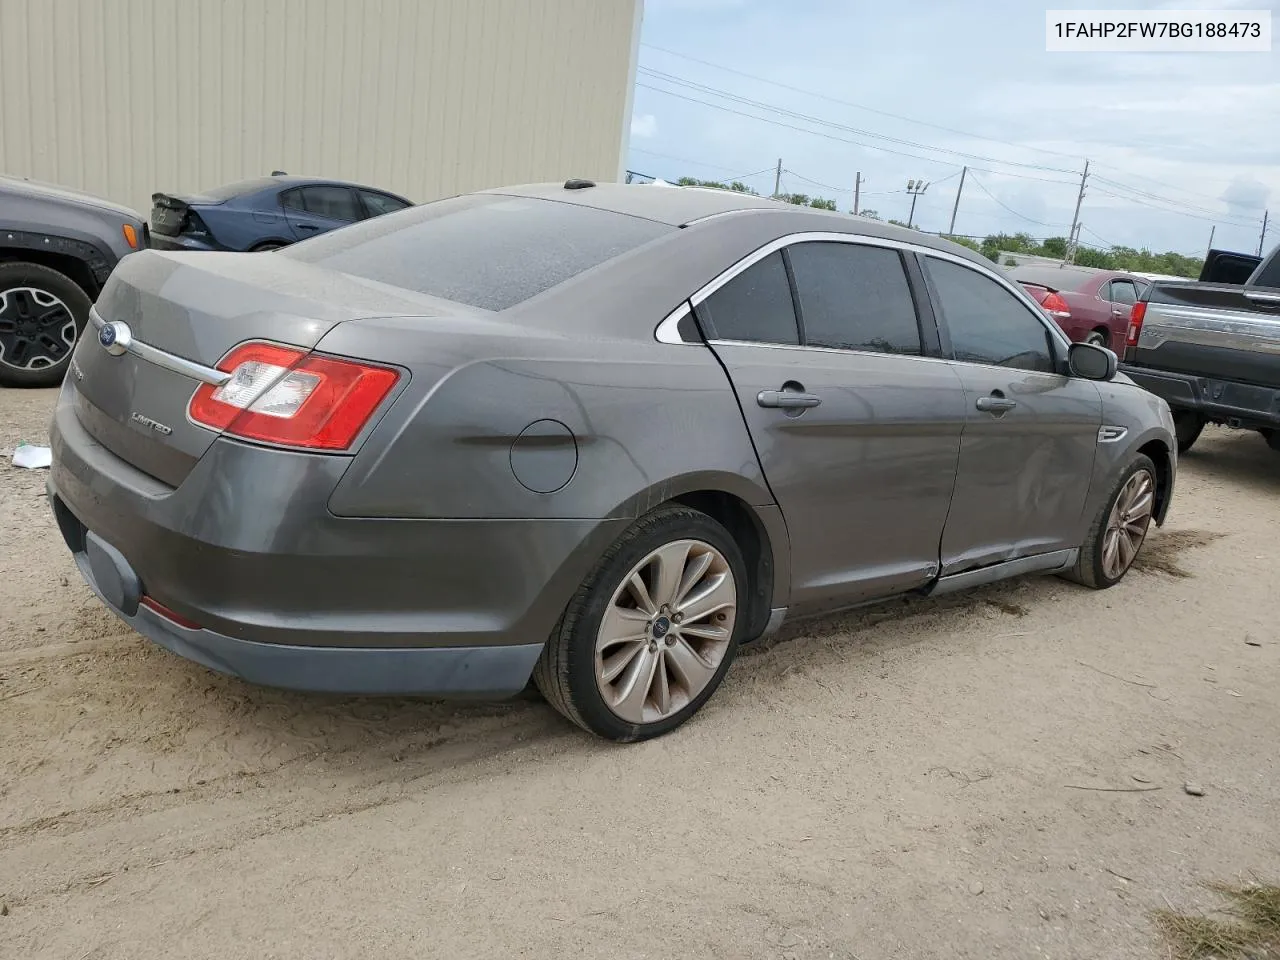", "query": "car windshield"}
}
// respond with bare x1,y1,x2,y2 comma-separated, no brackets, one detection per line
280,193,675,311
1009,266,1098,292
